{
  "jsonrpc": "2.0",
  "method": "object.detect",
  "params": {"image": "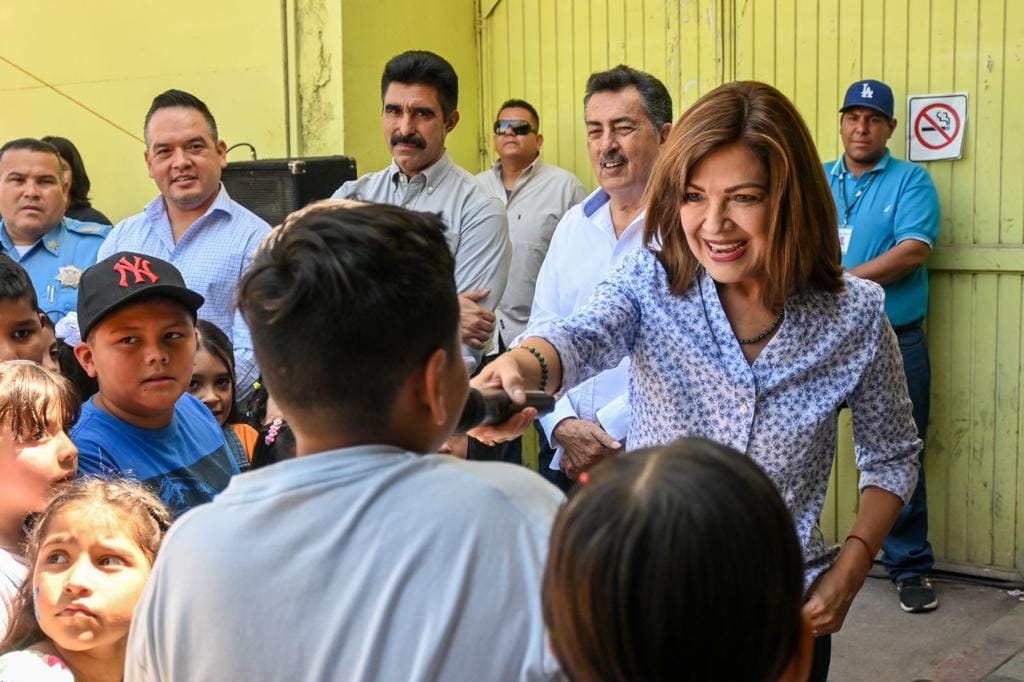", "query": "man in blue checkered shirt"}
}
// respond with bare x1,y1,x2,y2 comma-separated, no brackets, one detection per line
98,89,270,396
